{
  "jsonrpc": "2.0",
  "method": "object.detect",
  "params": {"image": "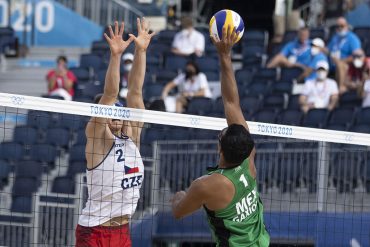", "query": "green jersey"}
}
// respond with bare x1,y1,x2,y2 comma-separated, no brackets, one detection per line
204,158,270,247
